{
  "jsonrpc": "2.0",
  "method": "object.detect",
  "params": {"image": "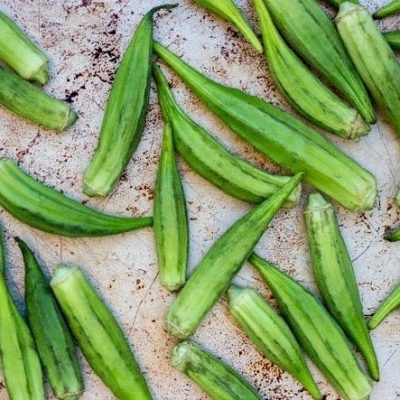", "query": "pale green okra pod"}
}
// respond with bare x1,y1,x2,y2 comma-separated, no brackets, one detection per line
369,283,400,329
374,0,400,19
